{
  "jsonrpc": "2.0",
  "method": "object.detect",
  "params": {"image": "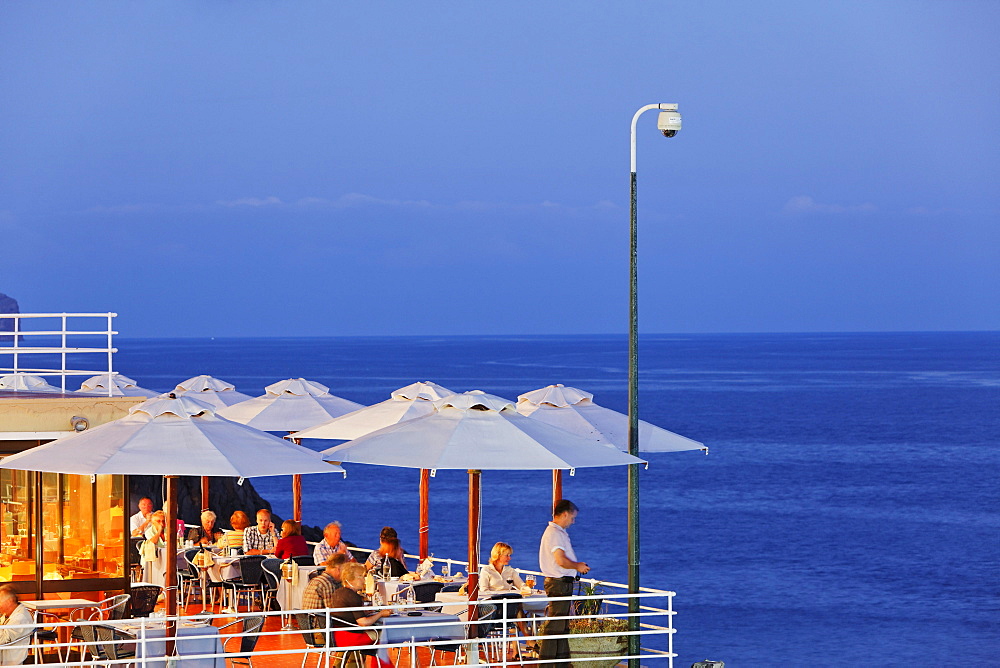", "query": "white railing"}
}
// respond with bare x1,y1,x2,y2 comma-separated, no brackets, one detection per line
11,589,676,667
0,312,118,394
